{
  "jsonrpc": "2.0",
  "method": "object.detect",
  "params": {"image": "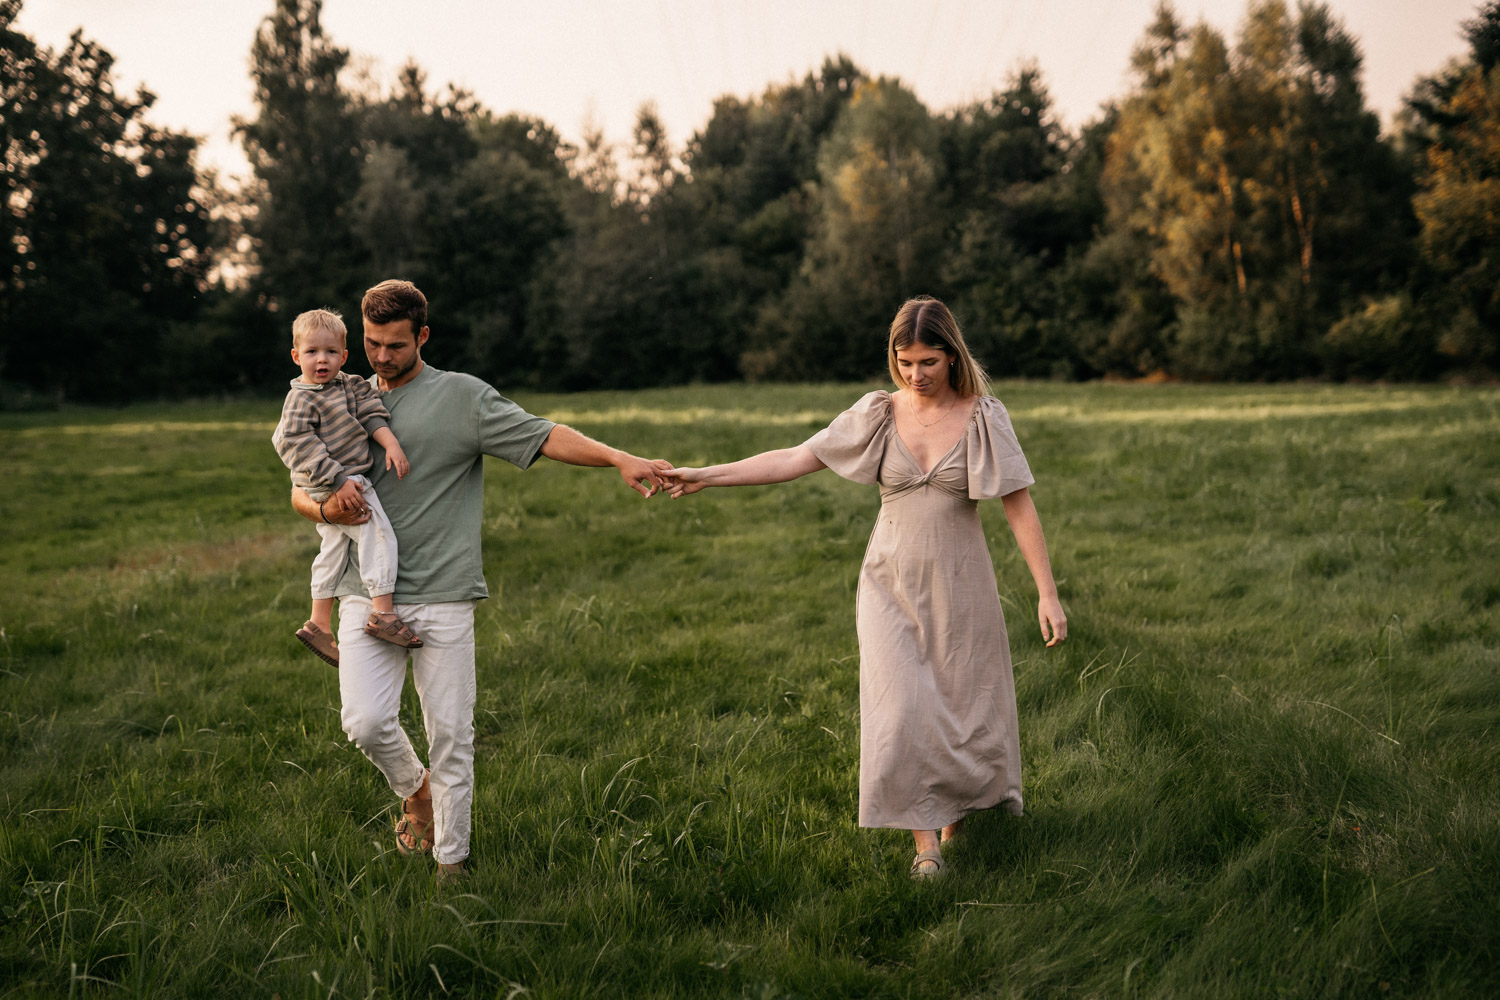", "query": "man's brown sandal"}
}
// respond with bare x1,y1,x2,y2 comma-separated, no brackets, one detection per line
364,612,423,648
295,621,339,667
395,794,434,856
